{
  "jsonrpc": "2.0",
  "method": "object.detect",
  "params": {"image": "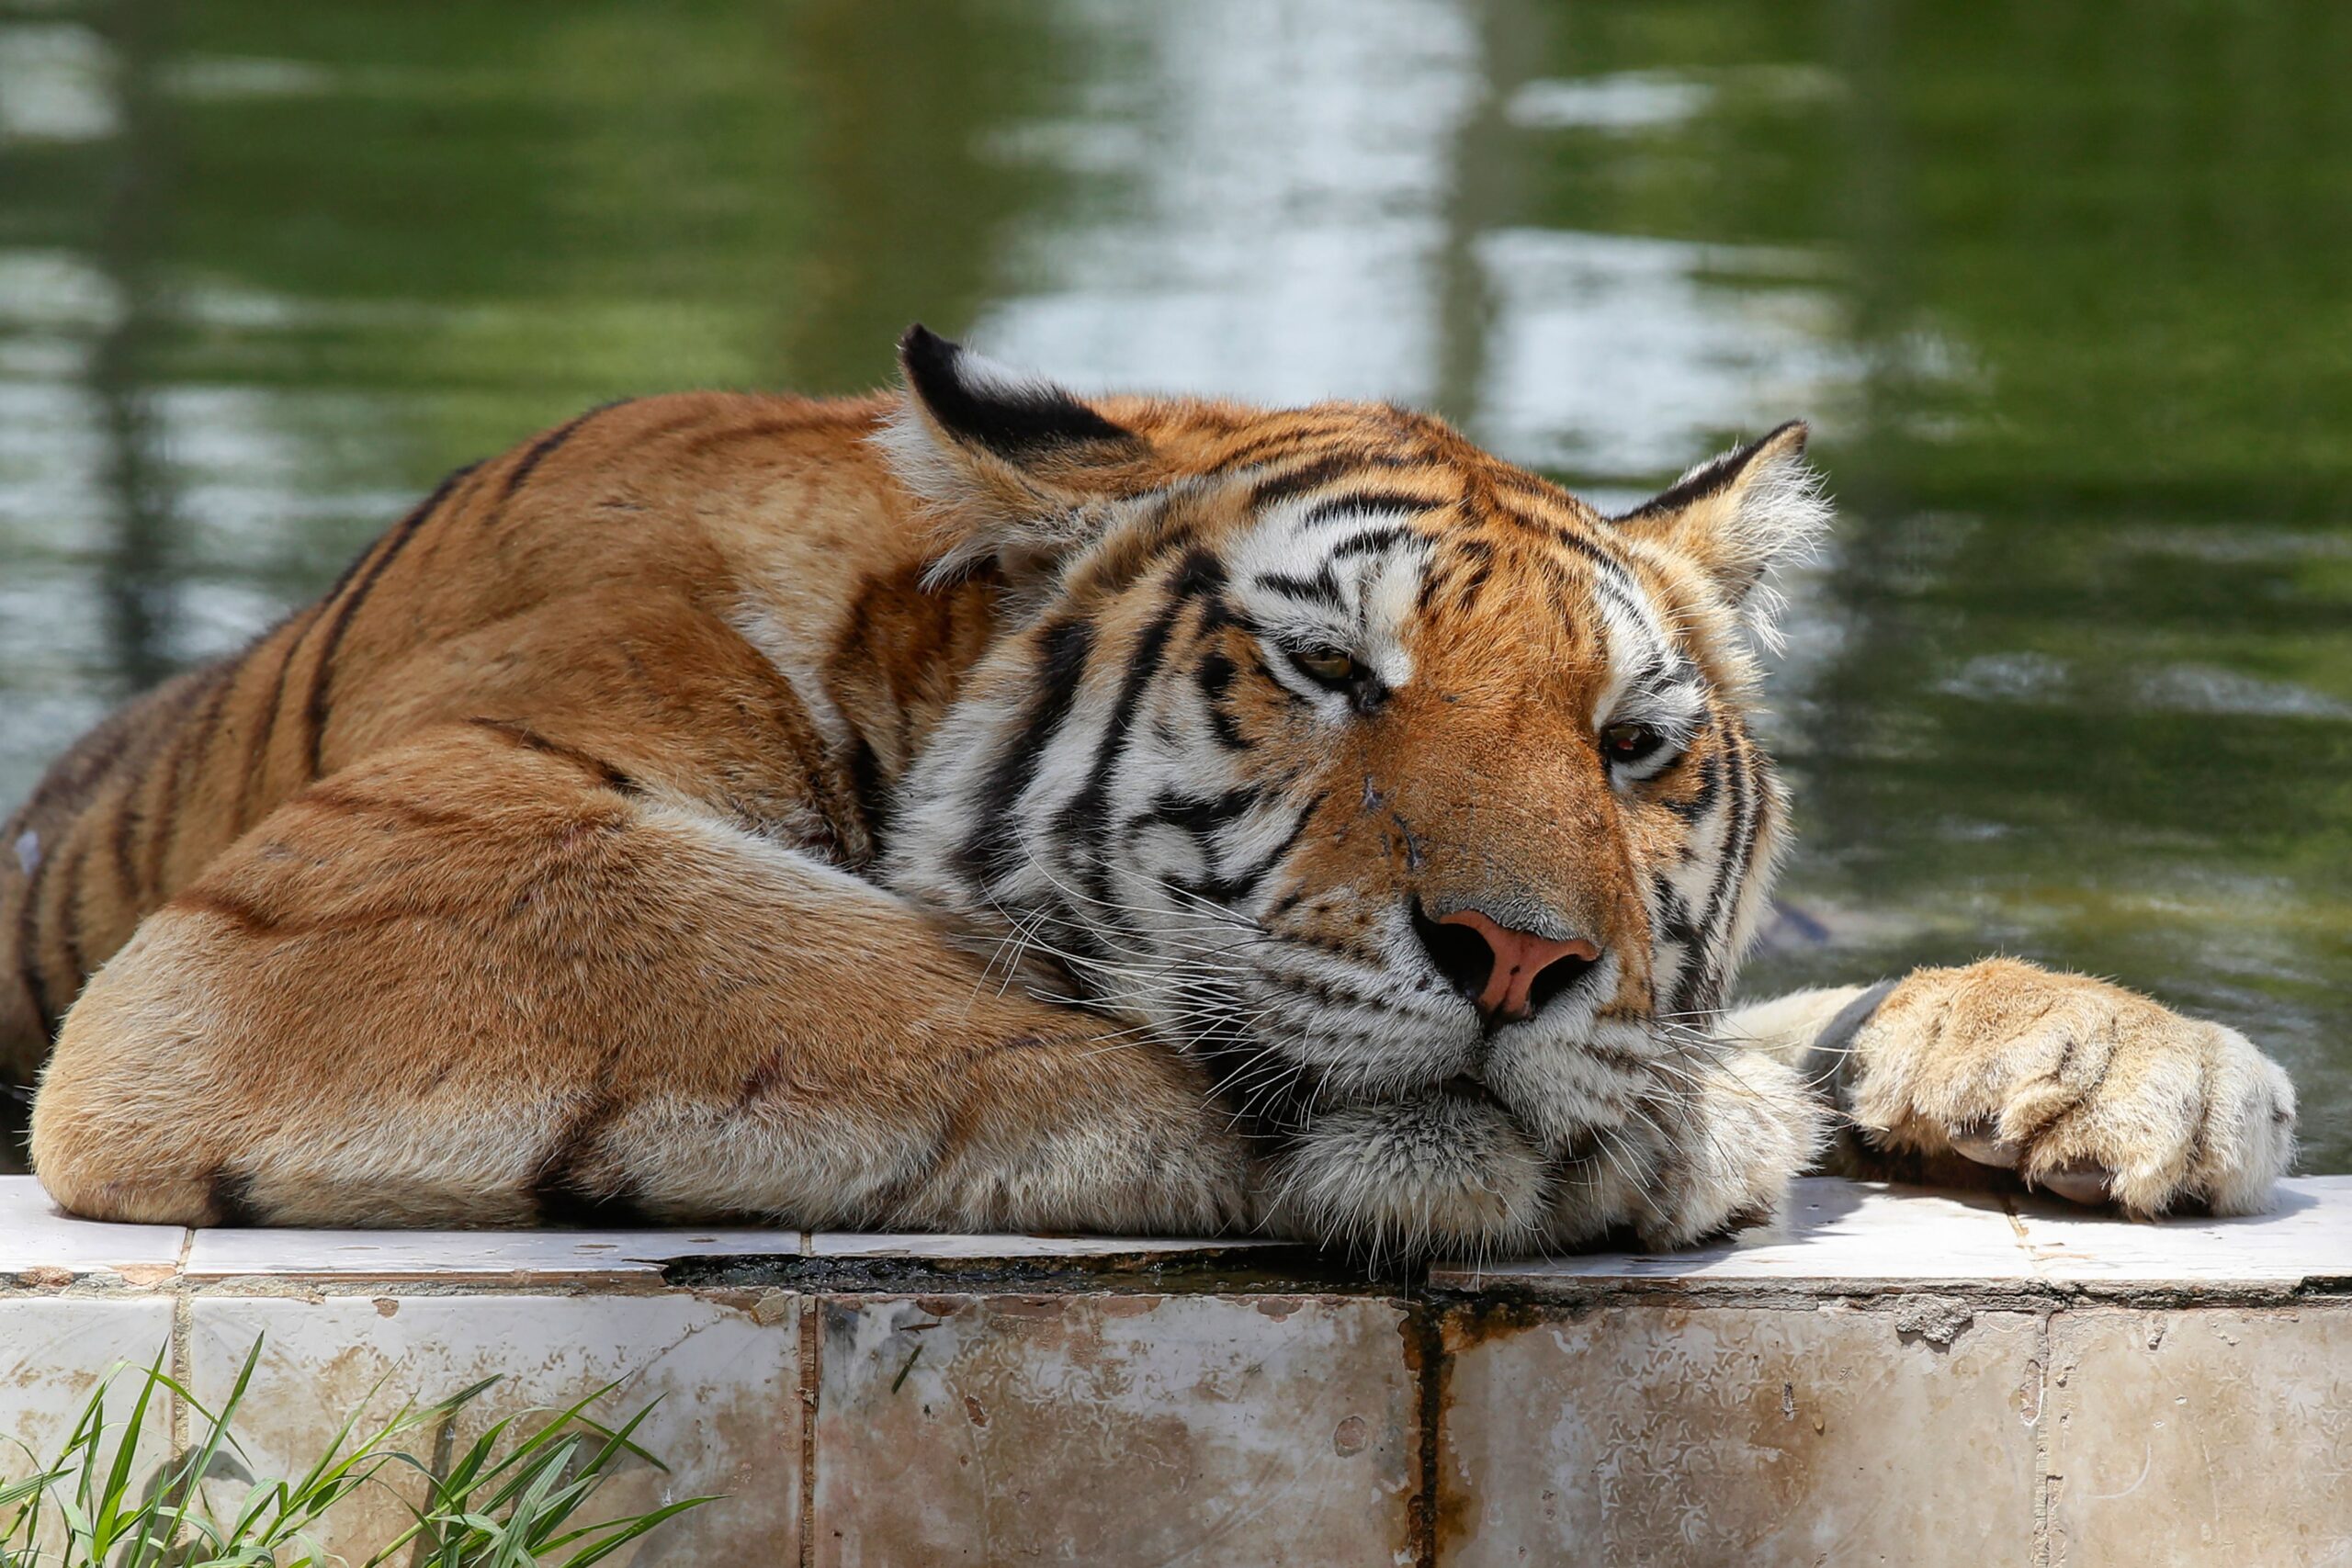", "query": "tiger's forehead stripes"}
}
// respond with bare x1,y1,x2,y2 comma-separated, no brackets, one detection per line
1238,457,1674,637
1147,448,1718,722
